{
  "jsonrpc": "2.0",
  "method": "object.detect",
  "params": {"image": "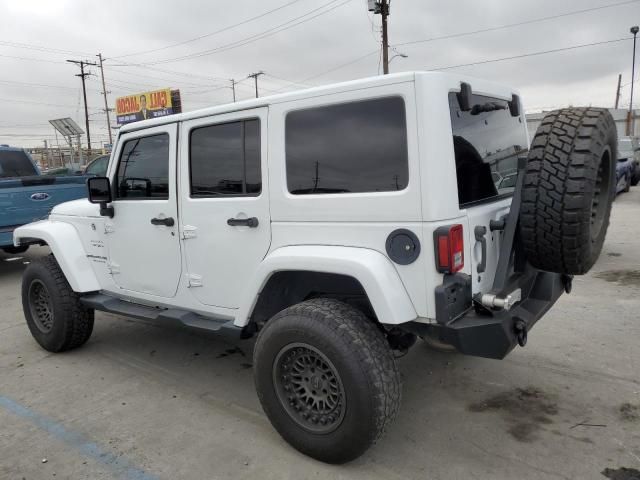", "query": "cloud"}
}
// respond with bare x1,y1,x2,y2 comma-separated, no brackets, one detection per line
0,0,638,147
